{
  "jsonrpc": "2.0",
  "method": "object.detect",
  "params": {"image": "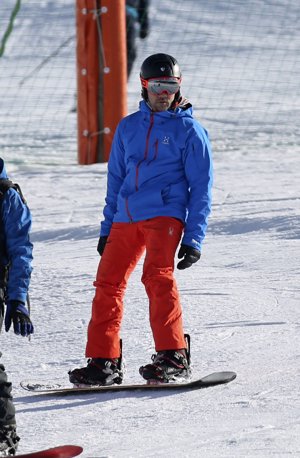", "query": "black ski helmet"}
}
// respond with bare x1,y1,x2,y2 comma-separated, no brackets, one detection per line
140,53,182,103
140,53,182,80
